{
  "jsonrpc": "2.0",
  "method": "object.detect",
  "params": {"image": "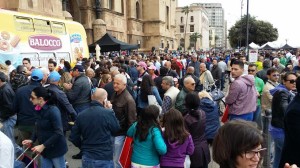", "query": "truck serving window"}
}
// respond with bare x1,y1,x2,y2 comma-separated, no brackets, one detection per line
56,52,71,63
39,52,56,67
21,53,40,67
